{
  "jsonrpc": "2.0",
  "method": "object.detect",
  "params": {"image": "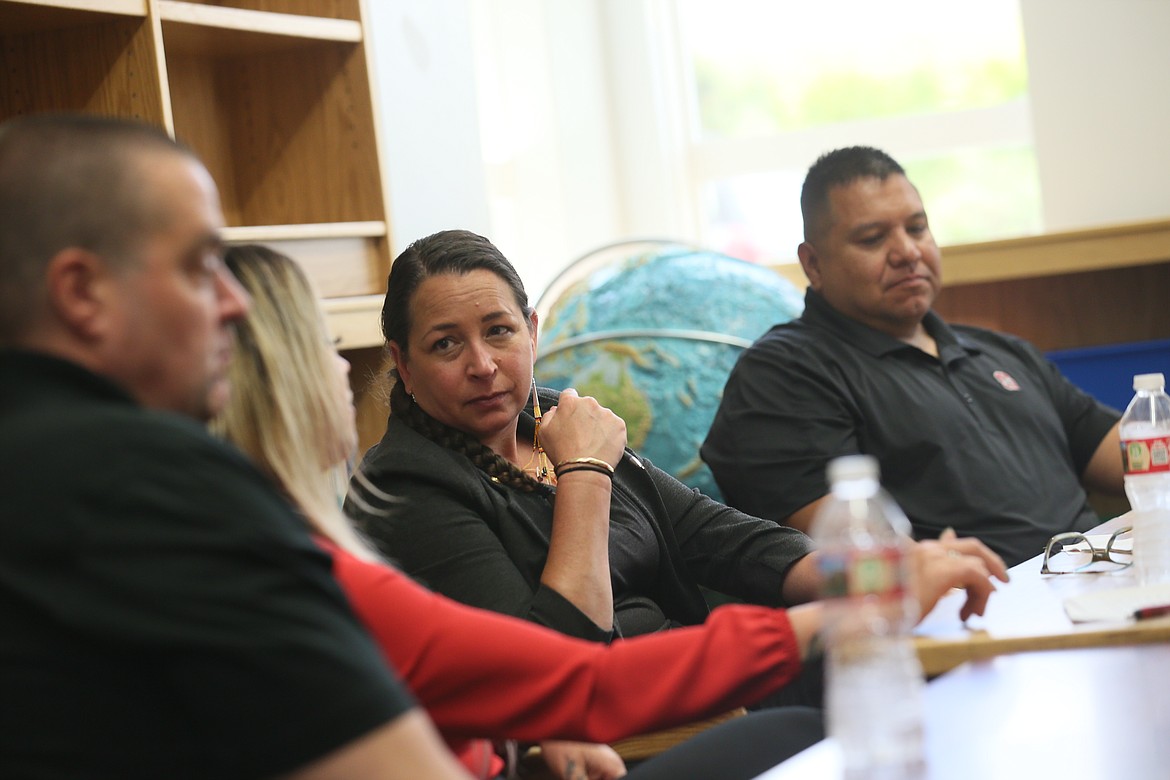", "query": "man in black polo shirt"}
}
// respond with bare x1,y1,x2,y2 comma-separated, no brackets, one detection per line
0,114,469,779
701,146,1125,567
